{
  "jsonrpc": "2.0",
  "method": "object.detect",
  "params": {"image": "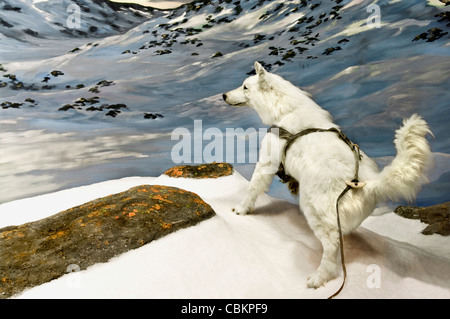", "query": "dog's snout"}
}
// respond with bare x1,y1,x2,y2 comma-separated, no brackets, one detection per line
222,93,227,101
